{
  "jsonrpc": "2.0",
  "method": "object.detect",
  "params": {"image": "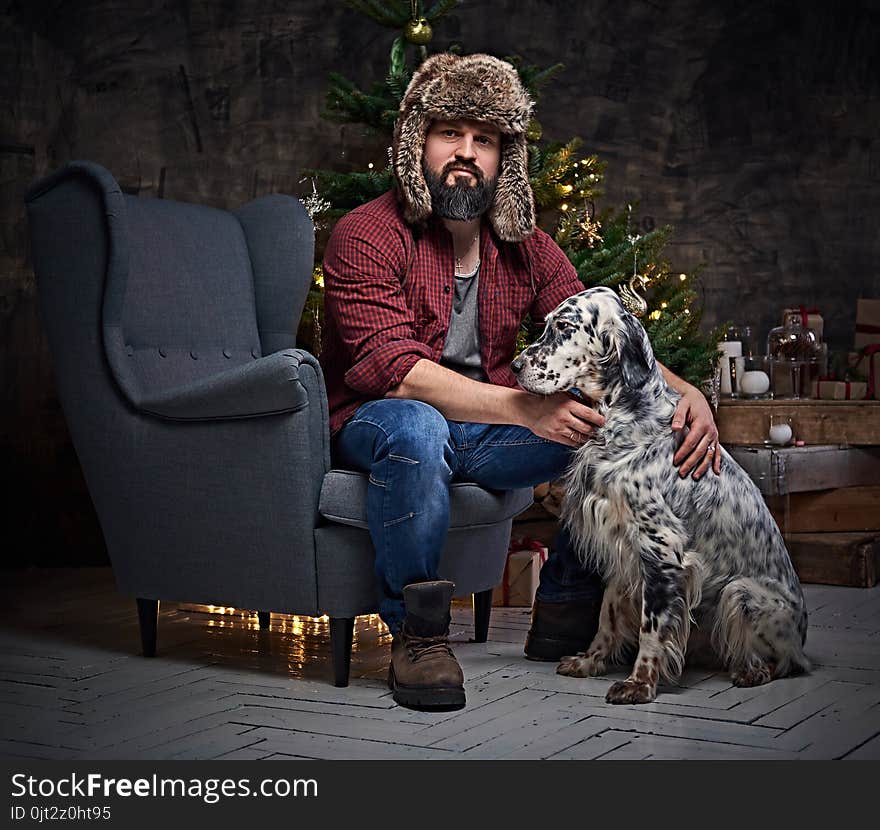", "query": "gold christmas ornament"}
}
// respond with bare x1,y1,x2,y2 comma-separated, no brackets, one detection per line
577,213,602,248
620,275,649,318
404,17,432,44
619,204,647,316
525,118,543,142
